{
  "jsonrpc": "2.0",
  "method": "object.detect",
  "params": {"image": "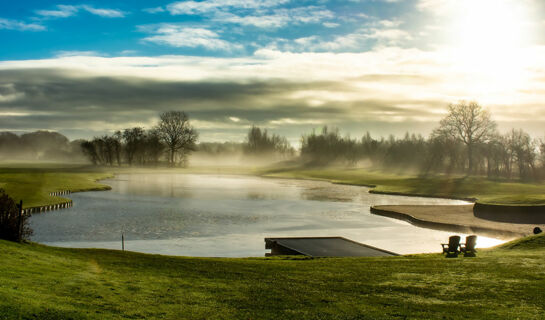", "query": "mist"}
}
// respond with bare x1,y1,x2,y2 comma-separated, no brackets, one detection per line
0,130,87,163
